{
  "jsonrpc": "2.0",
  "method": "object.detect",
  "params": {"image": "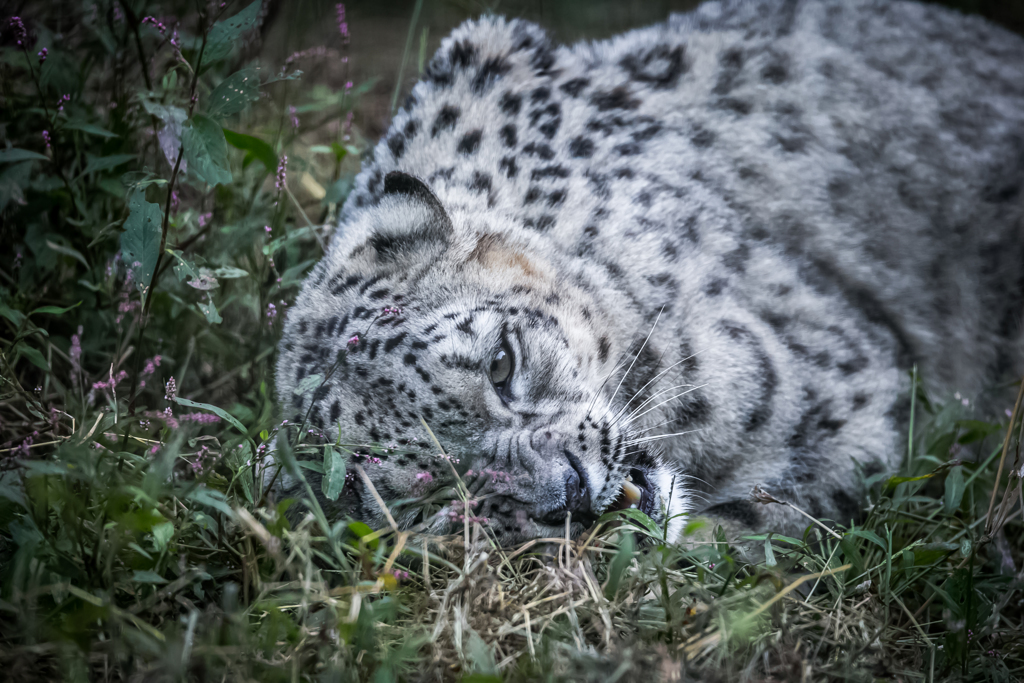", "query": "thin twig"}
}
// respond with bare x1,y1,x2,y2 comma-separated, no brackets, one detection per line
986,375,1024,532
